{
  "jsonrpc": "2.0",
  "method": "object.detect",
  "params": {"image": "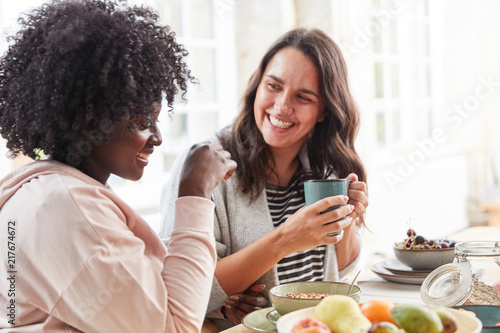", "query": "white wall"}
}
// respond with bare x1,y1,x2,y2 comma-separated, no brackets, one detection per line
365,155,468,255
